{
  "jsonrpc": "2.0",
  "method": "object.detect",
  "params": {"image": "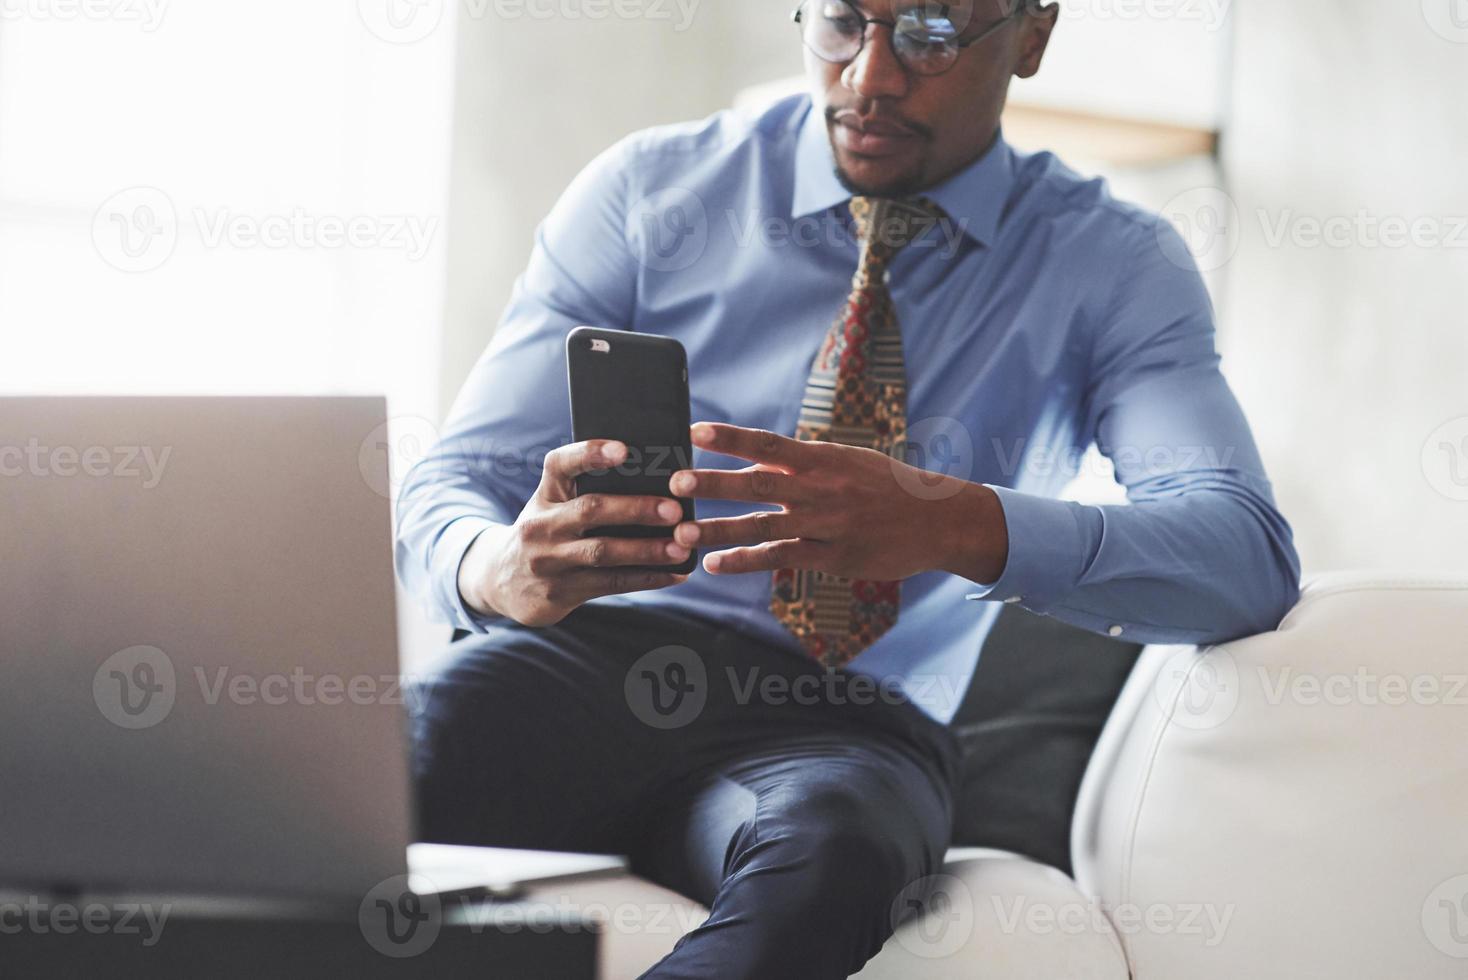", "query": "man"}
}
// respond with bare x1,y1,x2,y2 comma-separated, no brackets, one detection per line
396,1,1302,976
